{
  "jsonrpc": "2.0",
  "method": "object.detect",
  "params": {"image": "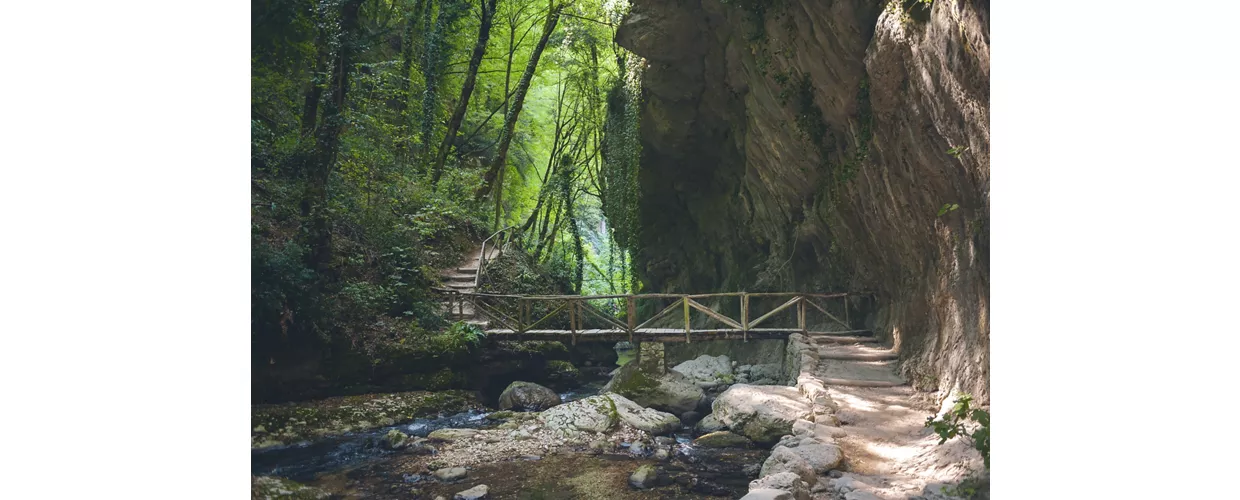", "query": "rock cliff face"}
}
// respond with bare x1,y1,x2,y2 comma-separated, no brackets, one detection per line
616,0,989,401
